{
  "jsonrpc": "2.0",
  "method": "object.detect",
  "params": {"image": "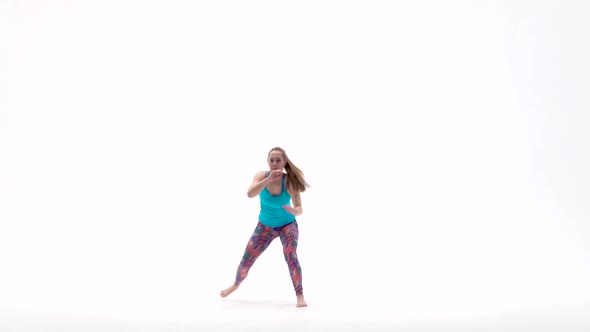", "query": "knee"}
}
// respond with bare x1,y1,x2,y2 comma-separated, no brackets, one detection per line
283,250,298,262
283,246,296,255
